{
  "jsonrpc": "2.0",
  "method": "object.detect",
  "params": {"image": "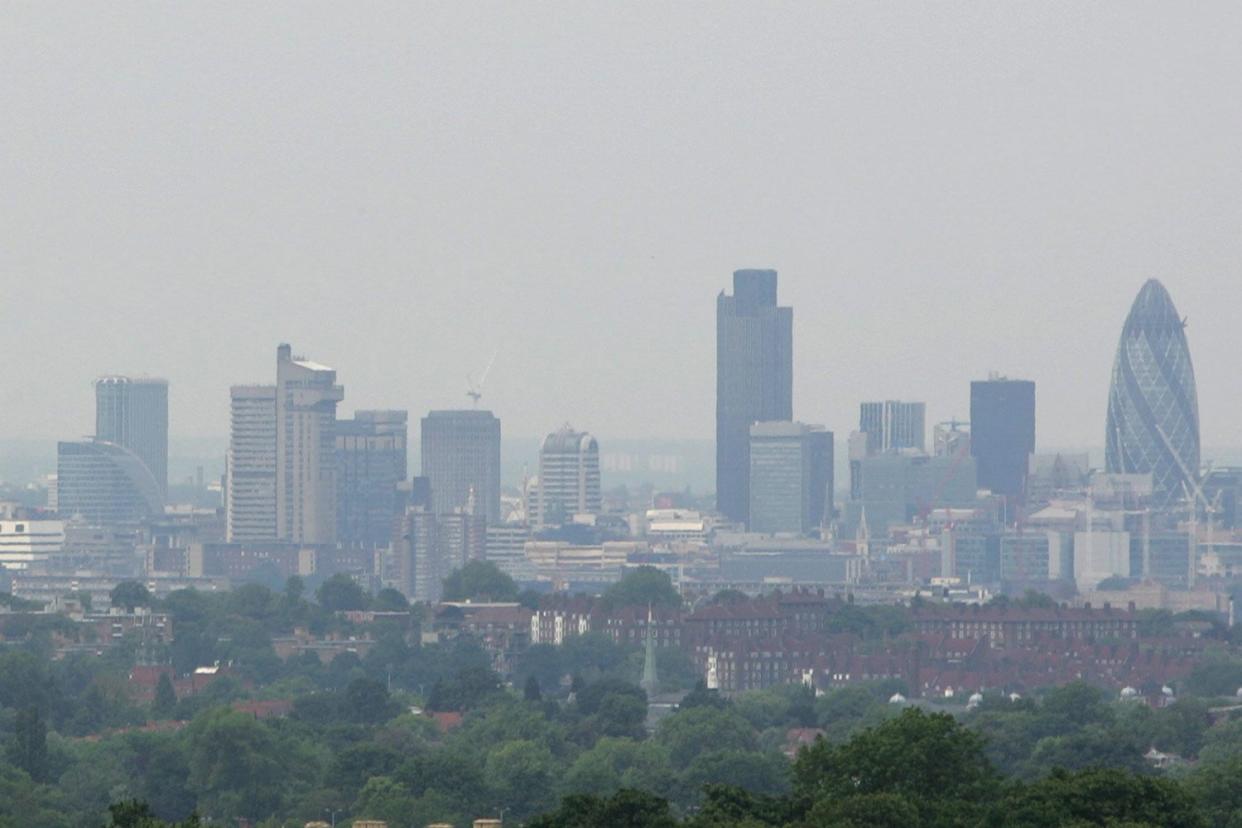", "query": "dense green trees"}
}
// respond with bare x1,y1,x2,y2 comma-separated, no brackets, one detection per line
600,566,682,610
7,577,1242,826
441,560,520,602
